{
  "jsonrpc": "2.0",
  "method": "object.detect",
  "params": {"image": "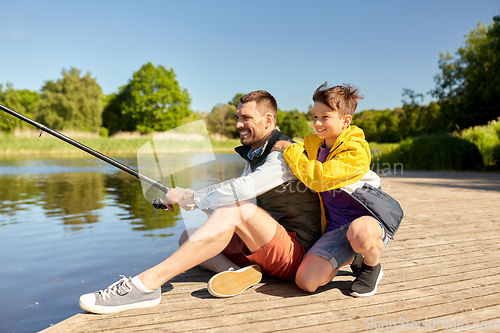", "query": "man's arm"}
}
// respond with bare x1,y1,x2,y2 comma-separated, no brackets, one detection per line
192,151,295,211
